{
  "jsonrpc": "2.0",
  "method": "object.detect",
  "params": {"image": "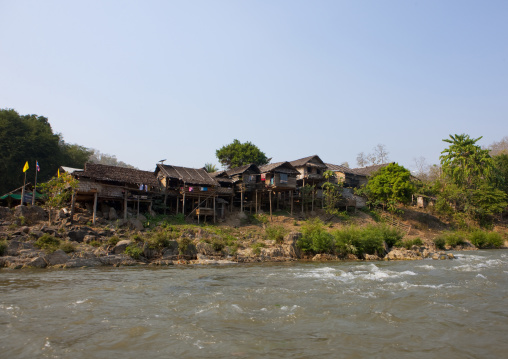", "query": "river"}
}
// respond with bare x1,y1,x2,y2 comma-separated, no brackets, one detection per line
1,250,507,358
